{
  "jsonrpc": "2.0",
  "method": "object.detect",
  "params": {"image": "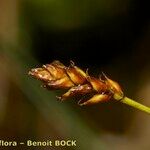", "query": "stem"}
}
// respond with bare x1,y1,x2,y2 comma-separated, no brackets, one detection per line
120,96,150,114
